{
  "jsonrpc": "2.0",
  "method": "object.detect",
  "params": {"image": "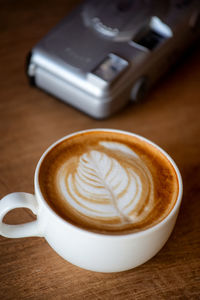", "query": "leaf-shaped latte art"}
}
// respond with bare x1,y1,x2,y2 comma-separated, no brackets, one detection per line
57,142,154,227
